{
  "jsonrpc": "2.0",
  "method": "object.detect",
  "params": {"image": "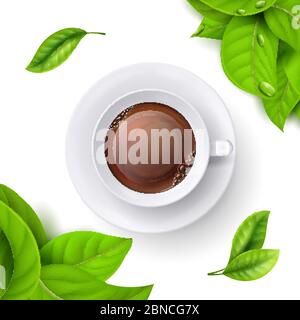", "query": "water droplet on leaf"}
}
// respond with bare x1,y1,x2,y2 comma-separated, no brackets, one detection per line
255,1,266,8
257,34,265,47
259,82,276,97
236,9,246,15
